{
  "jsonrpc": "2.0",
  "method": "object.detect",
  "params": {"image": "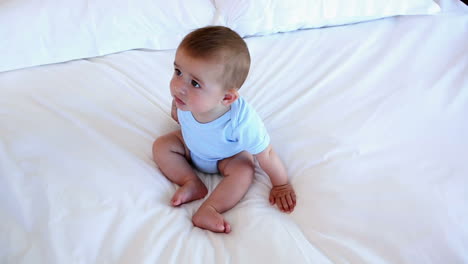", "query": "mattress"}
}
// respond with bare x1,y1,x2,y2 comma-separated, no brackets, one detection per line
1,0,467,263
